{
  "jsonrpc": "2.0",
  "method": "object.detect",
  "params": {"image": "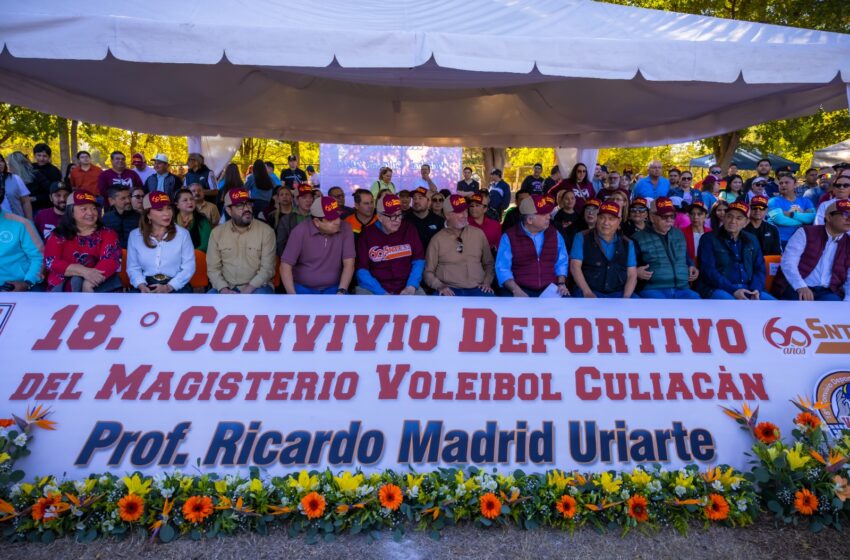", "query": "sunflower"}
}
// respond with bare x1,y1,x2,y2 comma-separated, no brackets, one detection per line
555,494,577,519
379,484,403,511
118,494,145,523
182,495,213,524
704,493,729,521
794,412,821,431
794,488,818,516
31,493,62,522
754,422,780,444
479,492,502,520
301,491,326,519
627,495,649,523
